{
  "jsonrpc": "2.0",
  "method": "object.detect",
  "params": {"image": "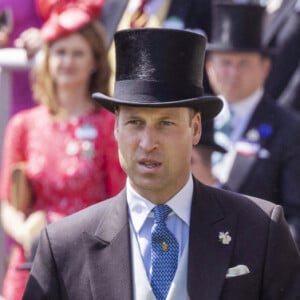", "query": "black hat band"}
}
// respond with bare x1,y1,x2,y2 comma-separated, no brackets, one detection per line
113,80,204,102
